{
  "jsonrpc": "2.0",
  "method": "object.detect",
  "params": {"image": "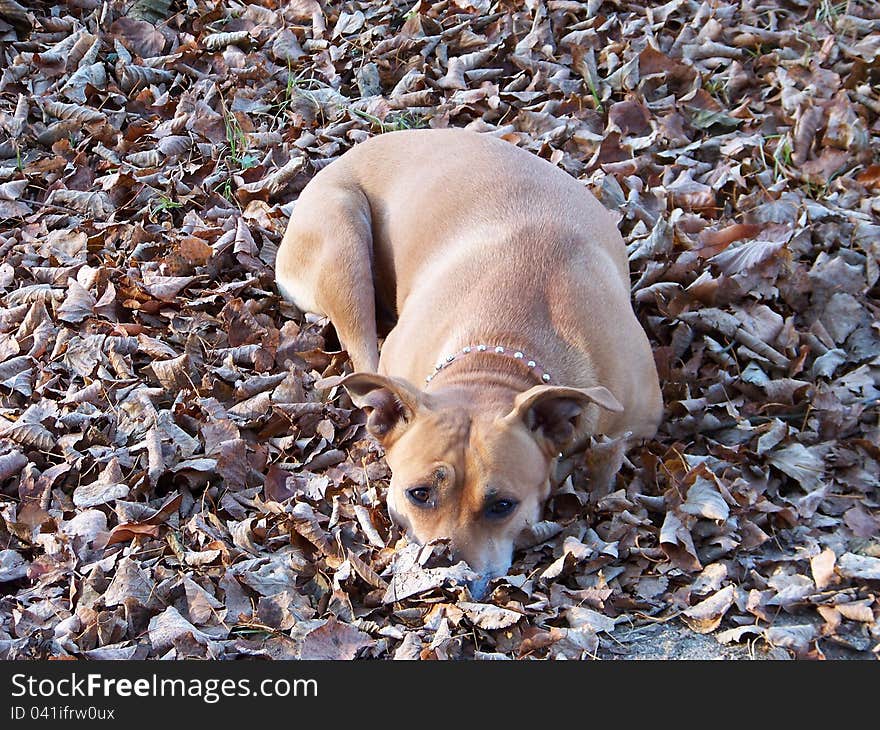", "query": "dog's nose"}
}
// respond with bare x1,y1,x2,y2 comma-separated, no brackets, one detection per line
466,576,491,600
